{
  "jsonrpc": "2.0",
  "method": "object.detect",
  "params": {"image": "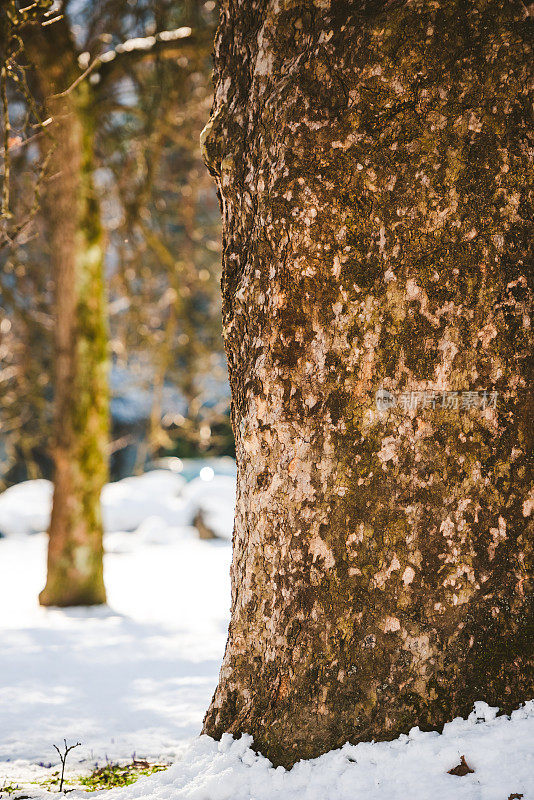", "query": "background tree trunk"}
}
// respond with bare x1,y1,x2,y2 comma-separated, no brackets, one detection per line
31,28,109,607
202,0,533,767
